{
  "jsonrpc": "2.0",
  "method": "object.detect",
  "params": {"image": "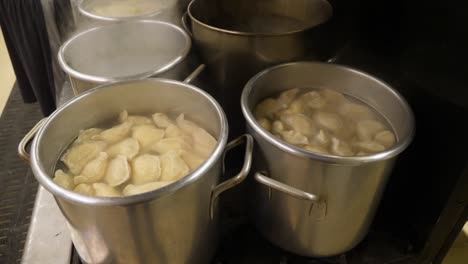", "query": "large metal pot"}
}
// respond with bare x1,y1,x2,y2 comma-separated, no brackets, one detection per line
58,20,191,95
241,62,414,256
185,0,334,138
19,78,253,264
